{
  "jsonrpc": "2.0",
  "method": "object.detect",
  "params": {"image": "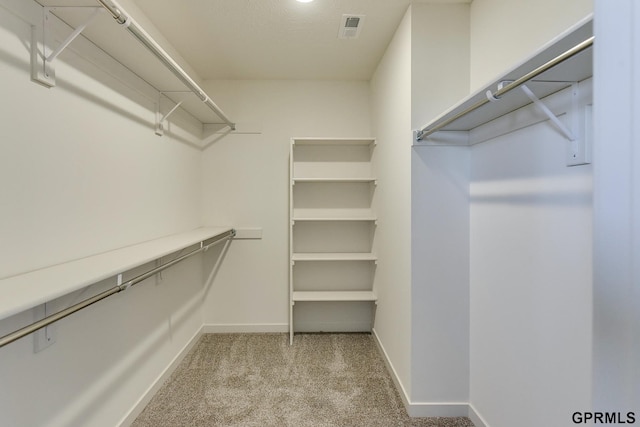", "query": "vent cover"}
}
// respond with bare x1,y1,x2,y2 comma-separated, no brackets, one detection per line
338,14,365,39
